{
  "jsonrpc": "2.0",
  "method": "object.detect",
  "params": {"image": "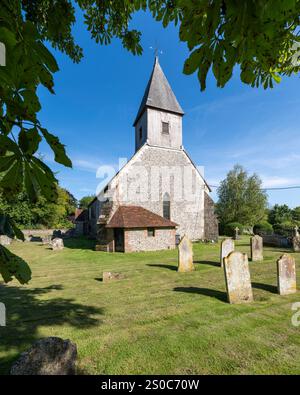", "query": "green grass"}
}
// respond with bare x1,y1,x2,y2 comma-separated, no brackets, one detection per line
1,236,300,375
